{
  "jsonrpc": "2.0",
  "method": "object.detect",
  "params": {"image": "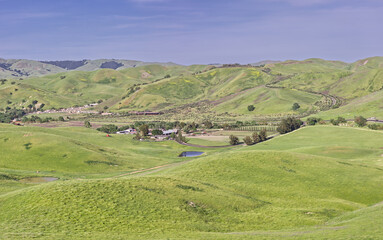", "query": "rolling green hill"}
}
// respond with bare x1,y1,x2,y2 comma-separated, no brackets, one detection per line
1,57,383,120
118,67,273,111
0,123,217,180
0,65,210,110
1,126,383,239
